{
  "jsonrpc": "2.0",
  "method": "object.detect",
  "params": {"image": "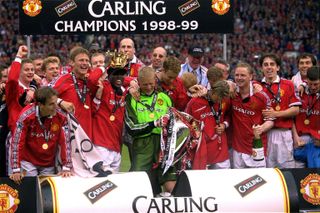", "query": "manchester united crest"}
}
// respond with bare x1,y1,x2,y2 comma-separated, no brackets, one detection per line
51,123,60,132
157,99,164,106
211,0,230,15
300,173,320,205
22,0,42,17
0,184,20,212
